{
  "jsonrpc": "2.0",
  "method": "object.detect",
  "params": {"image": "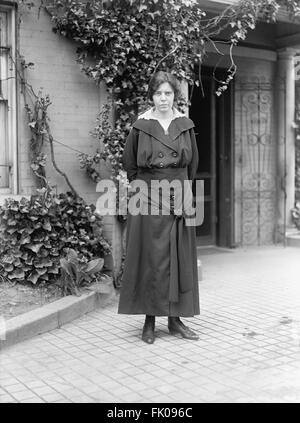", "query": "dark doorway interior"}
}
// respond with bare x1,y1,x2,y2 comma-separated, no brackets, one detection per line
189,68,234,247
